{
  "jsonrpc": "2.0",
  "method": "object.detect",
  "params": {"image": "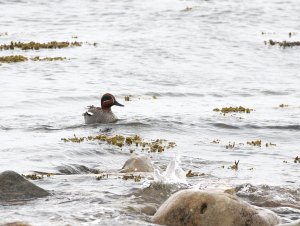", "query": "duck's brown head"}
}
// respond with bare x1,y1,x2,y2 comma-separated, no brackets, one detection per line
101,93,124,111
